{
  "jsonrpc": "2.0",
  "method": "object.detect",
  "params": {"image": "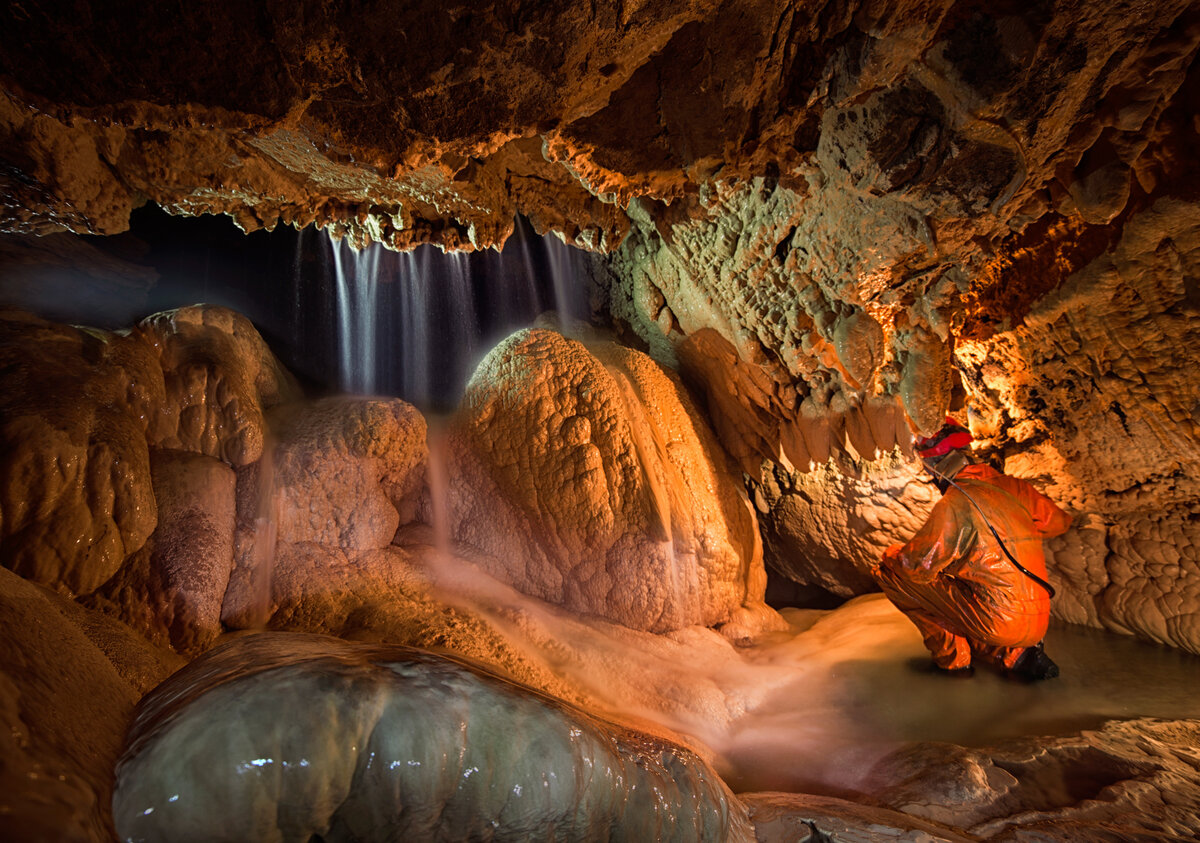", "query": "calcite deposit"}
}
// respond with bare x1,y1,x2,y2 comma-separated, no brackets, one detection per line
113,633,753,843
0,305,295,598
0,566,181,843
2,0,1200,840
87,449,237,655
868,718,1200,841
444,327,777,635
1,2,1198,650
